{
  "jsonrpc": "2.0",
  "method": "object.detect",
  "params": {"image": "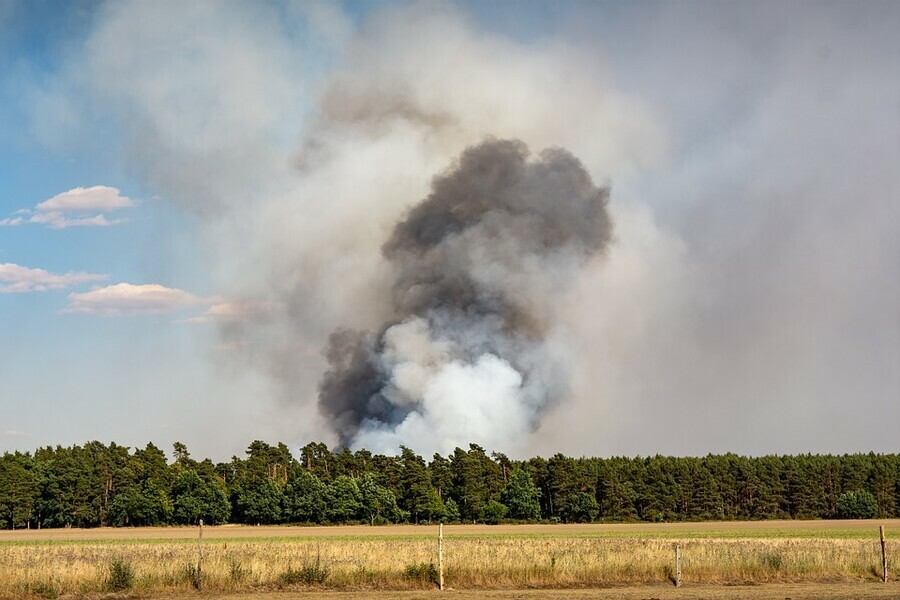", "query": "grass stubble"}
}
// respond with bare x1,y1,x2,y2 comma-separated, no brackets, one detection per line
0,523,897,598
